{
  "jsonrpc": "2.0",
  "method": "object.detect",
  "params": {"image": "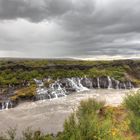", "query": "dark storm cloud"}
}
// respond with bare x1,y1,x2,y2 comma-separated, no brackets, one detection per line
0,0,140,59
0,0,73,22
